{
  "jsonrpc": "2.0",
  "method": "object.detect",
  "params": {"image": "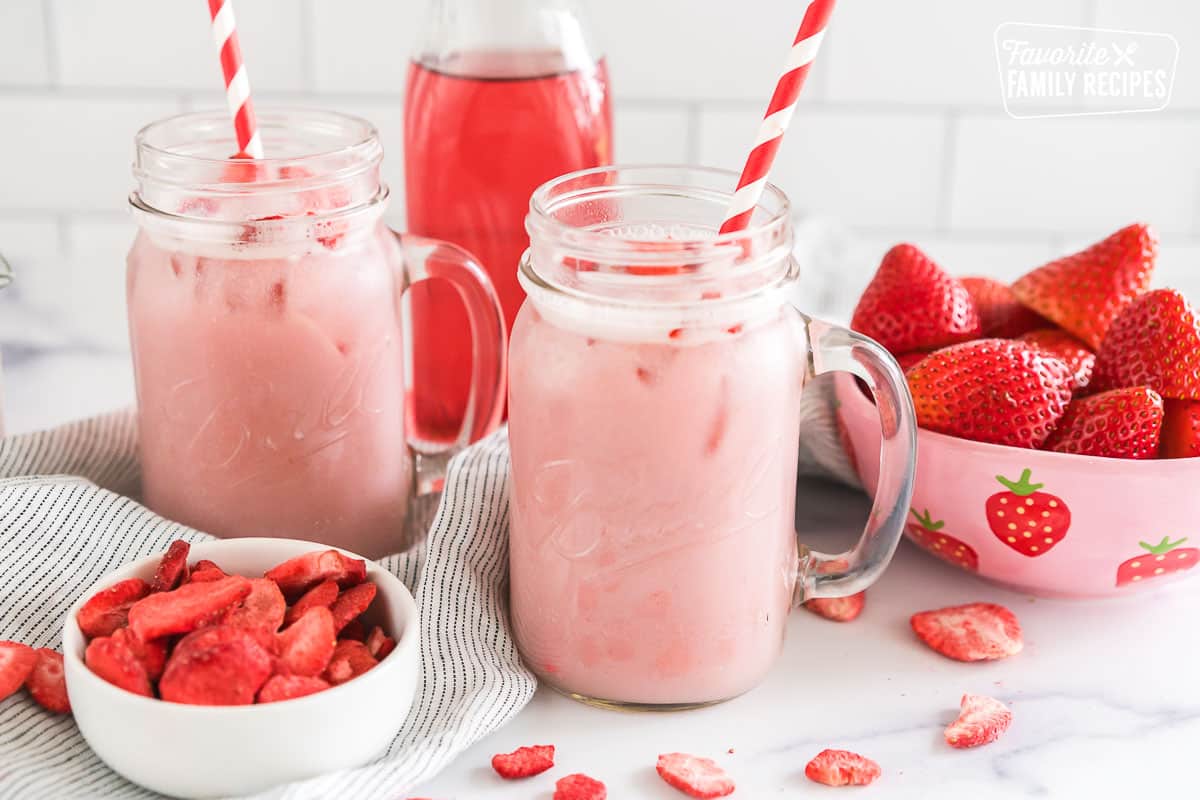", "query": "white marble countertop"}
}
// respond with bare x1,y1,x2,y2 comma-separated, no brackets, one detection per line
2,322,1198,799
